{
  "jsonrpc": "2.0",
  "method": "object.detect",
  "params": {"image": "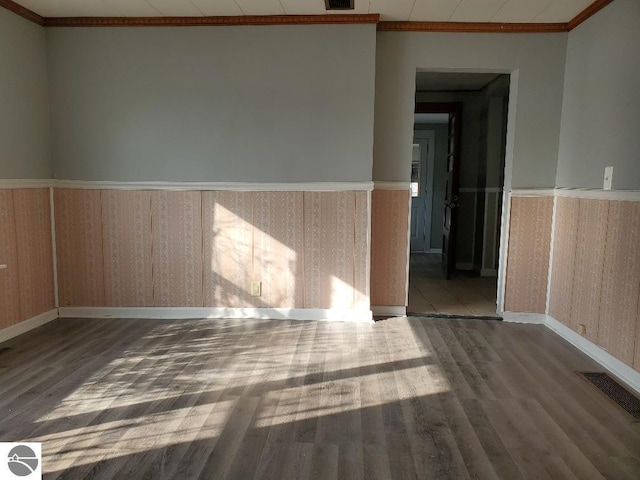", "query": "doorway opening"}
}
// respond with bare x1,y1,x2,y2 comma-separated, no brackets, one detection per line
408,72,510,317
